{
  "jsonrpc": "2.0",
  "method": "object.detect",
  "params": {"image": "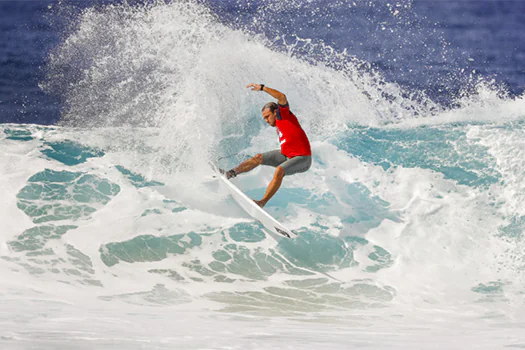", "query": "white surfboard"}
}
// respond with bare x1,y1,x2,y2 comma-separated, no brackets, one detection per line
211,164,297,239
